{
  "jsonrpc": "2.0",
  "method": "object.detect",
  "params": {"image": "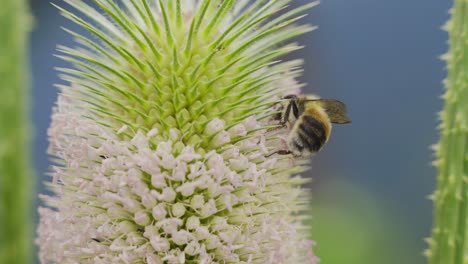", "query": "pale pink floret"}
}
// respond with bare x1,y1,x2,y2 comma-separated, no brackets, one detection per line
37,93,317,263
